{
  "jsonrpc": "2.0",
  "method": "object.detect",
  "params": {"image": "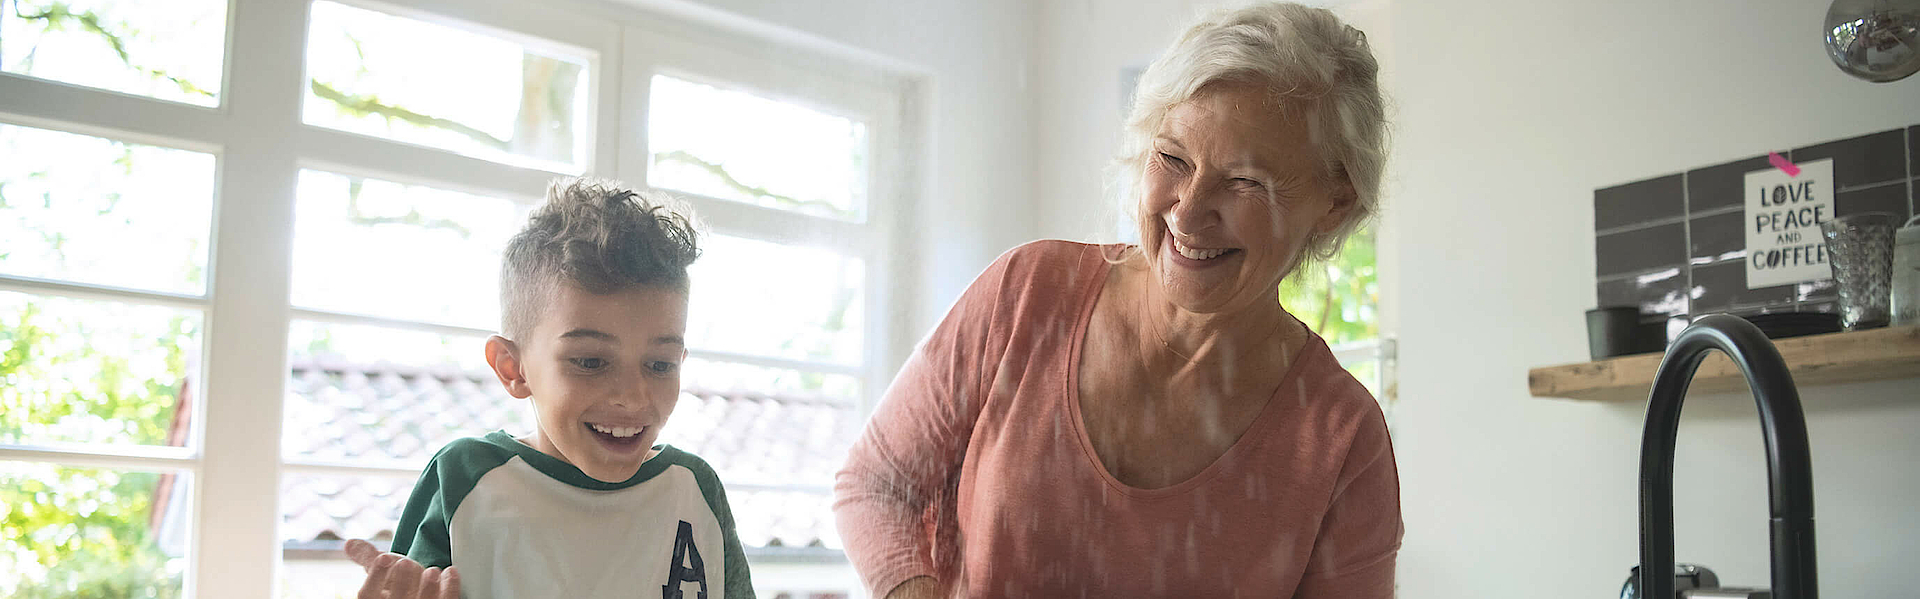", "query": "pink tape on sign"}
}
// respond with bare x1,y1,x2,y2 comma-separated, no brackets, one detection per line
1767,151,1801,177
